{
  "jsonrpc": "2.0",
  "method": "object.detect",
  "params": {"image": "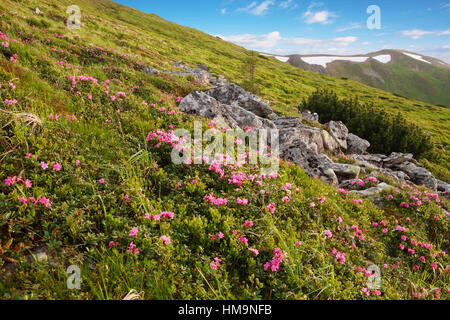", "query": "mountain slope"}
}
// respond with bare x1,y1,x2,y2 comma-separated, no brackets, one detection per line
284,50,450,107
0,0,449,300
